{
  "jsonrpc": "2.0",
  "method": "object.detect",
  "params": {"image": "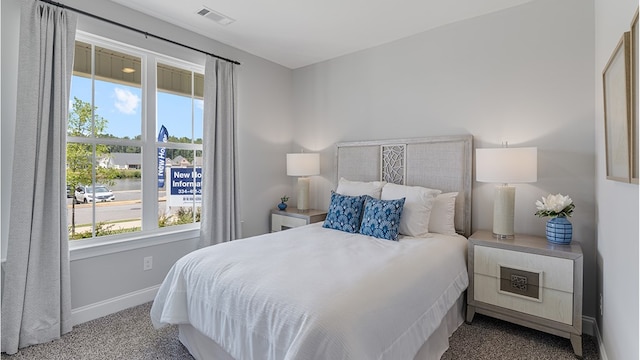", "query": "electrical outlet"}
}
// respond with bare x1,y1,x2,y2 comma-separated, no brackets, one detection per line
599,293,603,316
143,256,153,271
